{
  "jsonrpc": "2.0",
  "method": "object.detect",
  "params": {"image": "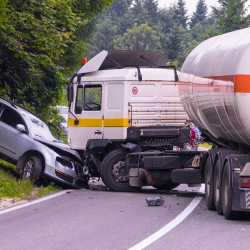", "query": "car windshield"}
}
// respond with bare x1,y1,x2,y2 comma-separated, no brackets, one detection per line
22,113,55,140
